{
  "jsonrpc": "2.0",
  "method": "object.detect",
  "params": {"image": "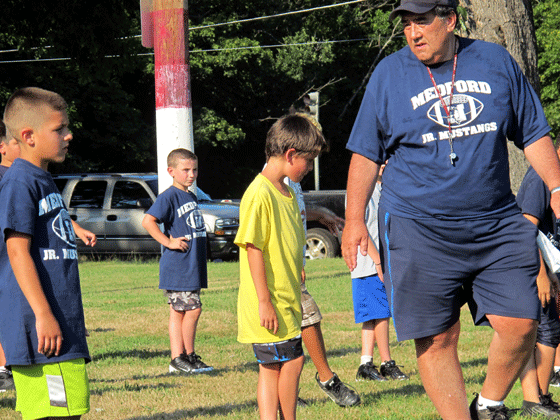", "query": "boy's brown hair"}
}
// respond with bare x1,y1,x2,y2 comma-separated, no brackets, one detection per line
167,148,198,168
3,87,67,142
265,113,328,160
